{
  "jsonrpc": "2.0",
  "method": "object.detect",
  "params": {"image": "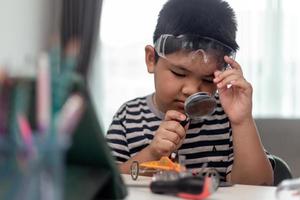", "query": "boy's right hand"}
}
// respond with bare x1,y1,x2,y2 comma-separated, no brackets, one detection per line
148,110,188,159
